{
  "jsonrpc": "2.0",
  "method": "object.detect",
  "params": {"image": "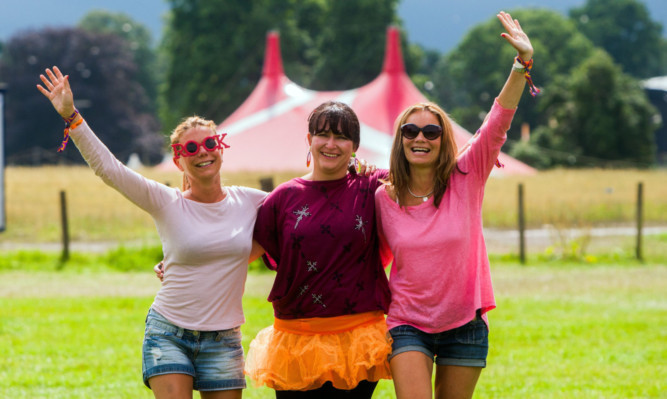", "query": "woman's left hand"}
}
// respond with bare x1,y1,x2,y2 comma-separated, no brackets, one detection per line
497,11,533,61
